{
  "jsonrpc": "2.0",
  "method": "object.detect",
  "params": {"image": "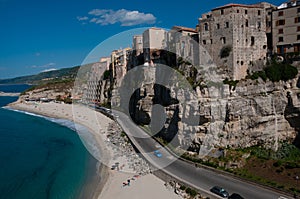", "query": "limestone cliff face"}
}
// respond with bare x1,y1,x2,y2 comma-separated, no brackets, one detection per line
120,66,300,154
194,77,300,153
80,57,300,155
